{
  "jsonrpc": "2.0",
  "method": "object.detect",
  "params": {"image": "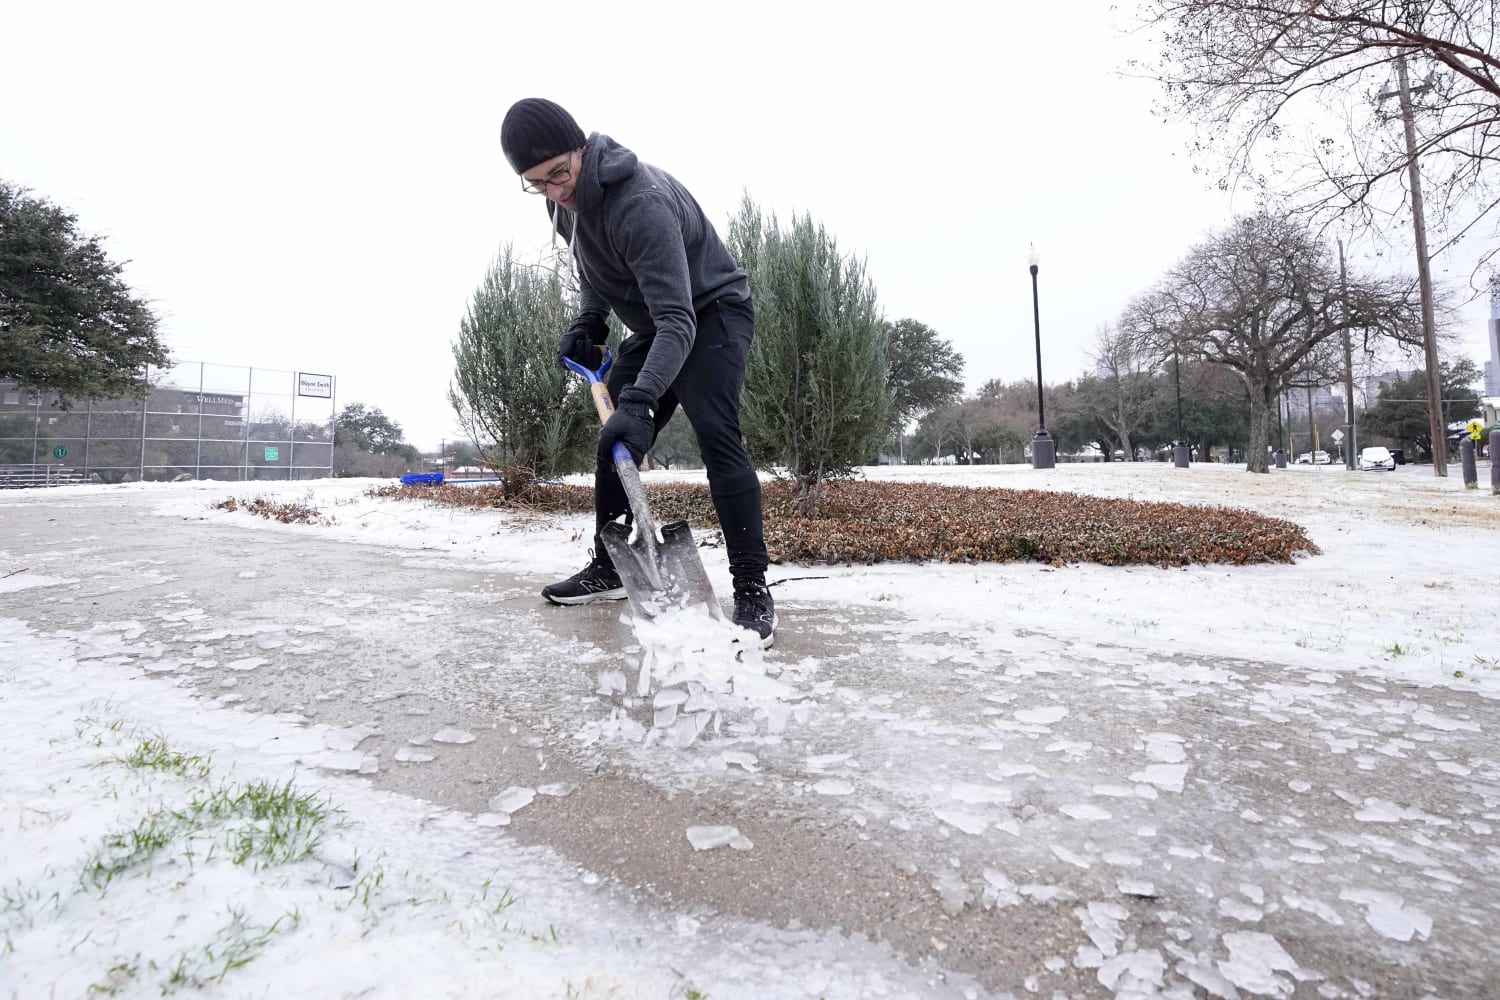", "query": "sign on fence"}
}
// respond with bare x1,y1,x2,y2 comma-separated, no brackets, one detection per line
298,373,333,398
